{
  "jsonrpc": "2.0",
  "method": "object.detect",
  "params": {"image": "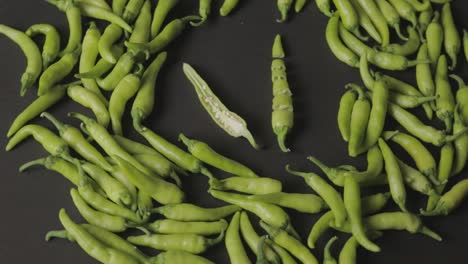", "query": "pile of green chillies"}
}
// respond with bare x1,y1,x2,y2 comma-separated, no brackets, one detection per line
2,0,468,263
